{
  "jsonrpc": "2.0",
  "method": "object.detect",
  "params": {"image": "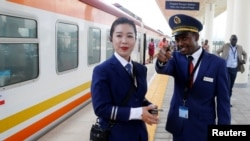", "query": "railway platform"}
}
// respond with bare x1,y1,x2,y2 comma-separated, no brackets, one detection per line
37,60,250,141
